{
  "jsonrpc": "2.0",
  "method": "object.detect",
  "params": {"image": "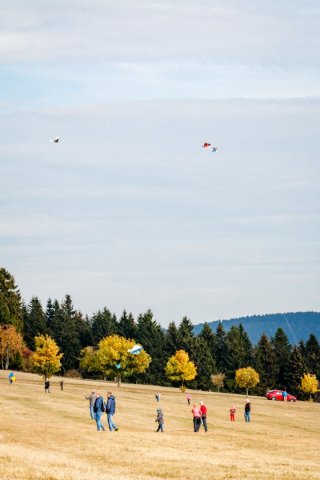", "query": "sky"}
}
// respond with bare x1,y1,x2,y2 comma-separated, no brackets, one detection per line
1,0,320,326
